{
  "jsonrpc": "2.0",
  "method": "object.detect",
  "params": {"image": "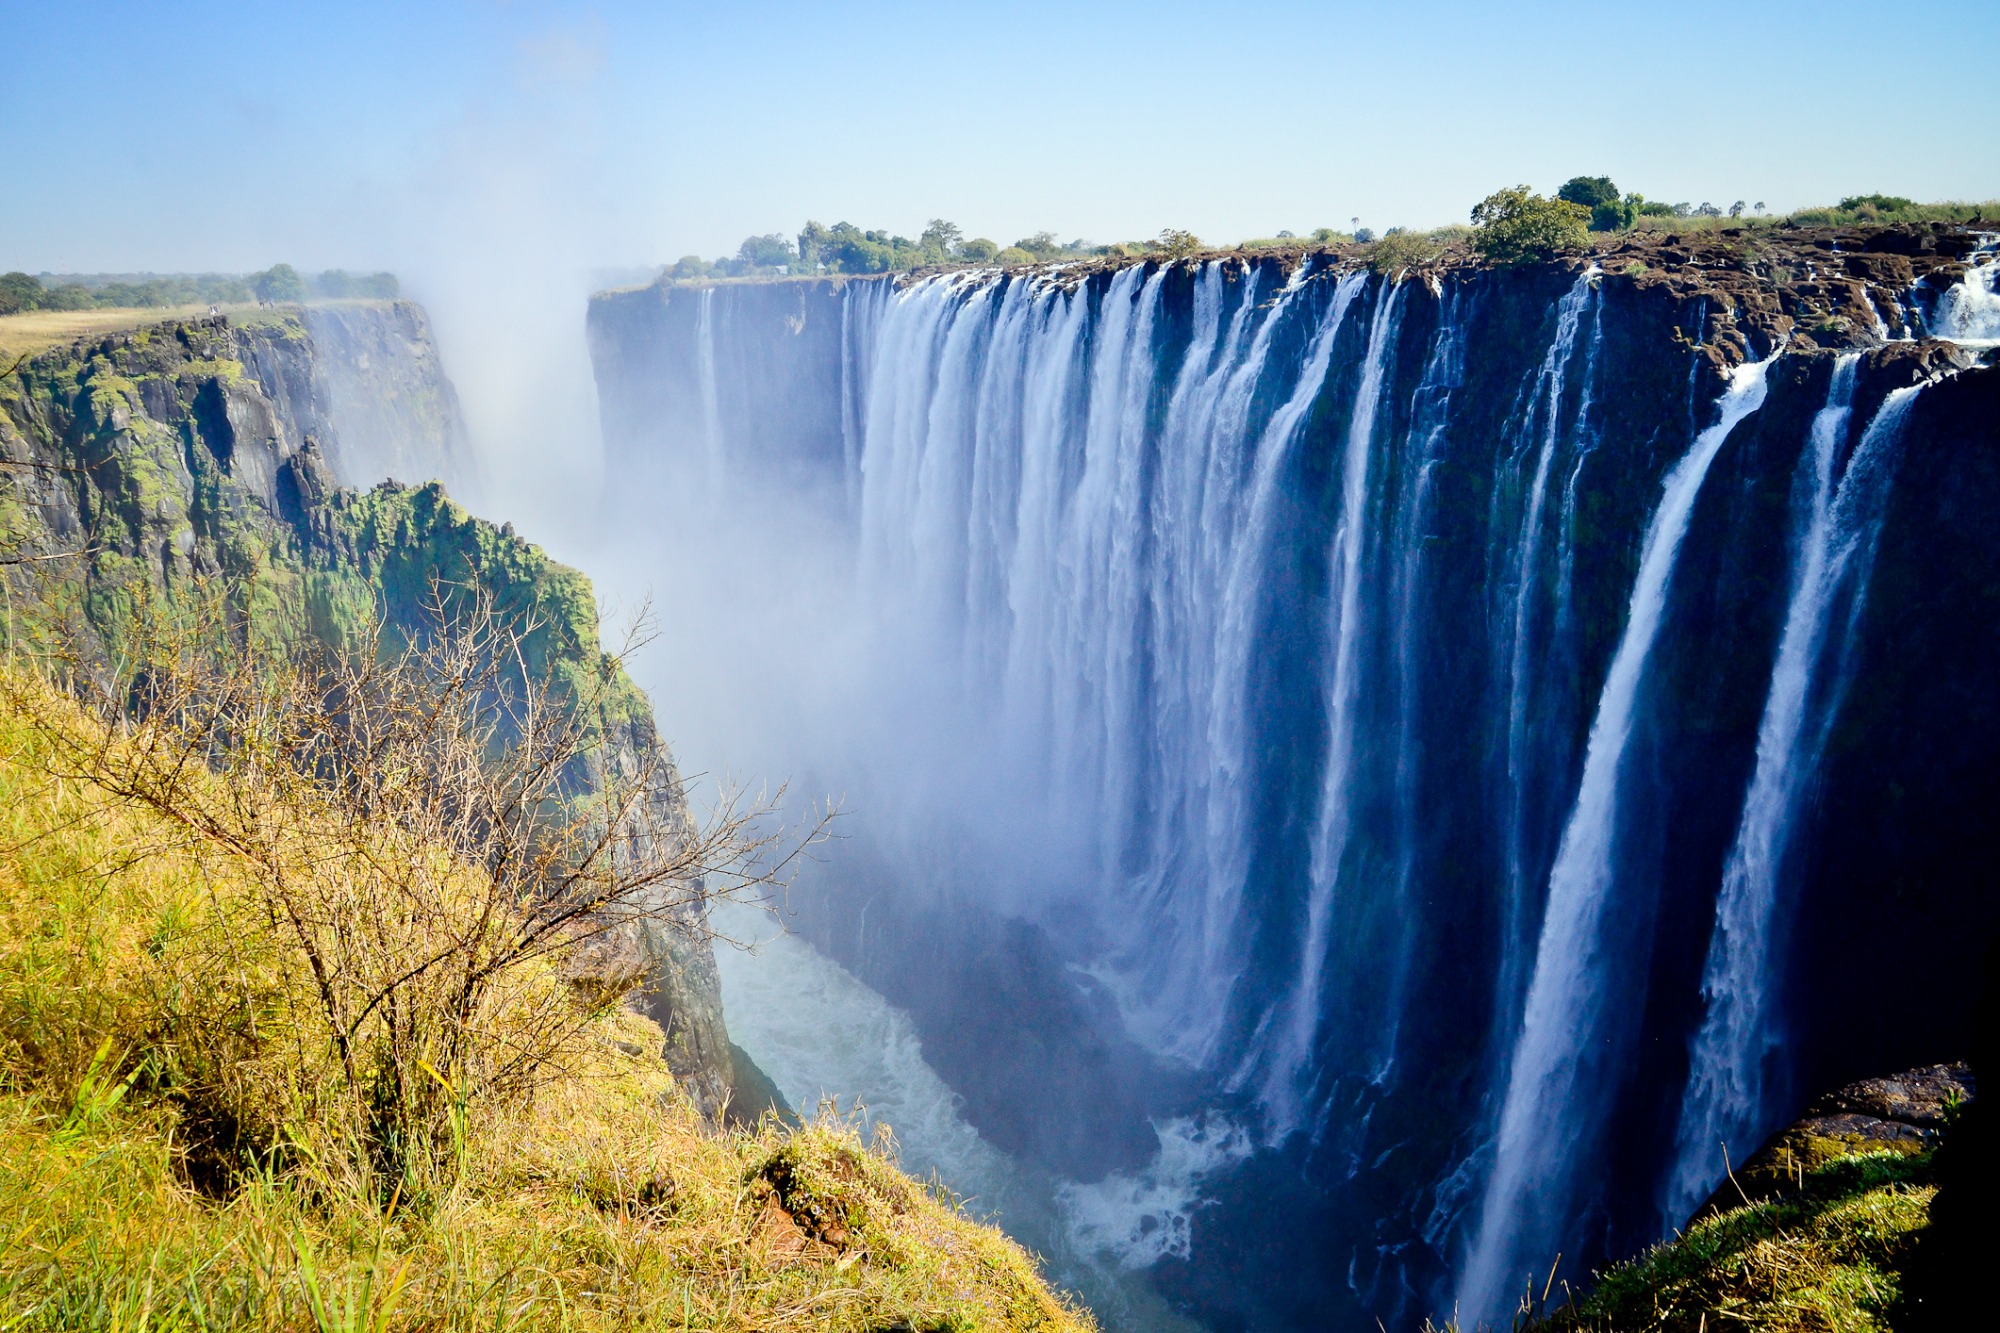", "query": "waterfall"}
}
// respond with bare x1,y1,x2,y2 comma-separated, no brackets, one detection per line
1459,350,1779,1323
590,246,2000,1330
1665,366,1920,1222
1492,270,1604,1067
849,258,1380,1079
695,286,725,488
1933,243,2000,344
